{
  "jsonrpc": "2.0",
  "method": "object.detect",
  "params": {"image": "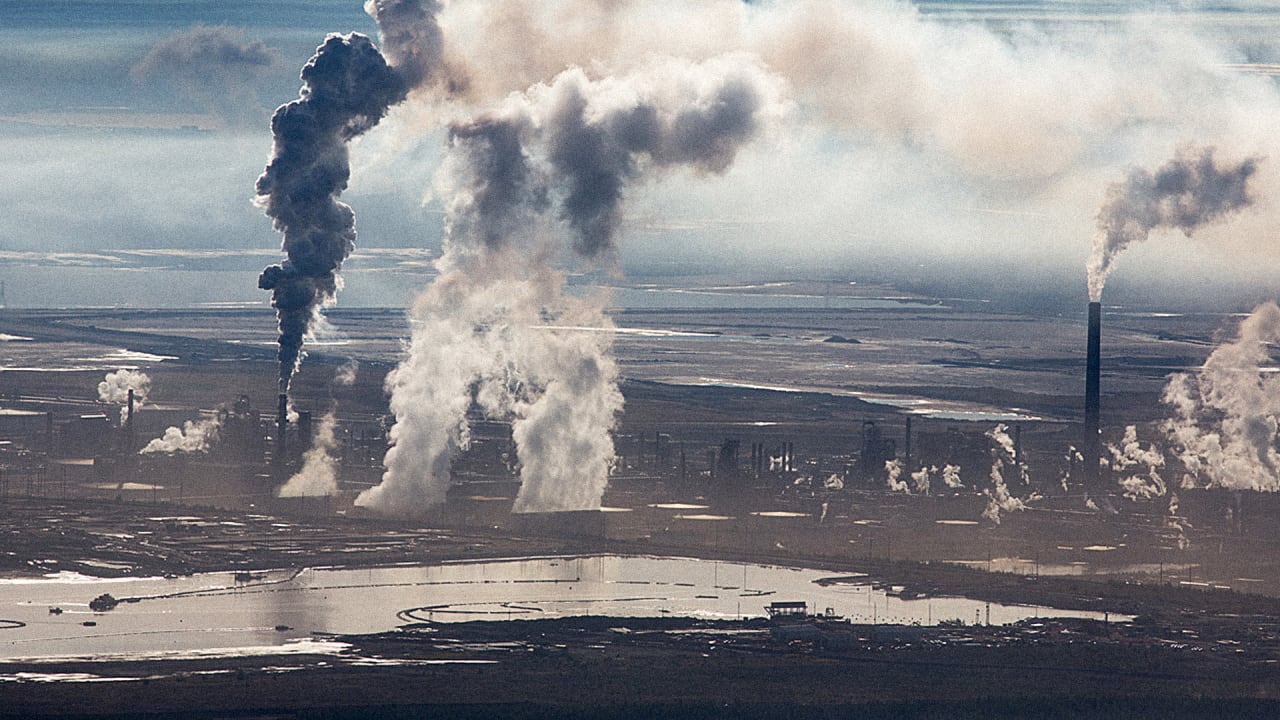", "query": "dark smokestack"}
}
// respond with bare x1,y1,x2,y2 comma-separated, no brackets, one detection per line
1084,301,1102,493
277,393,289,464
904,416,912,471
126,388,135,454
